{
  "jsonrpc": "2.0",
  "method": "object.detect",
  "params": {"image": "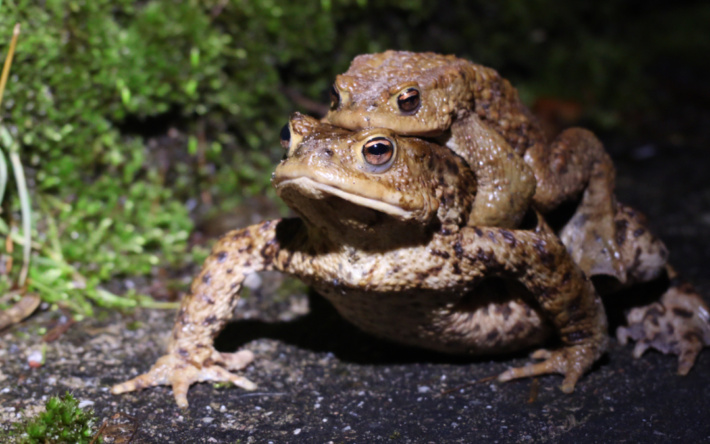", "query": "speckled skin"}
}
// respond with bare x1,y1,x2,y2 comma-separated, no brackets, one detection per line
112,114,611,407
326,50,622,279
617,276,710,376
111,114,710,408
601,205,710,371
